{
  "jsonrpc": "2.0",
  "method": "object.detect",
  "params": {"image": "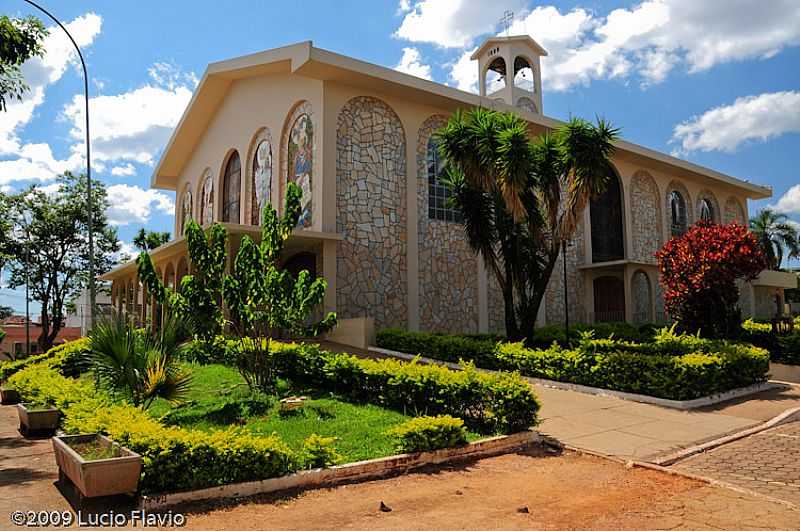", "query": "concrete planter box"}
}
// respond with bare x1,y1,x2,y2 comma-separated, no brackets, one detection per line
53,434,142,499
17,403,59,435
0,387,21,405
770,362,800,384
